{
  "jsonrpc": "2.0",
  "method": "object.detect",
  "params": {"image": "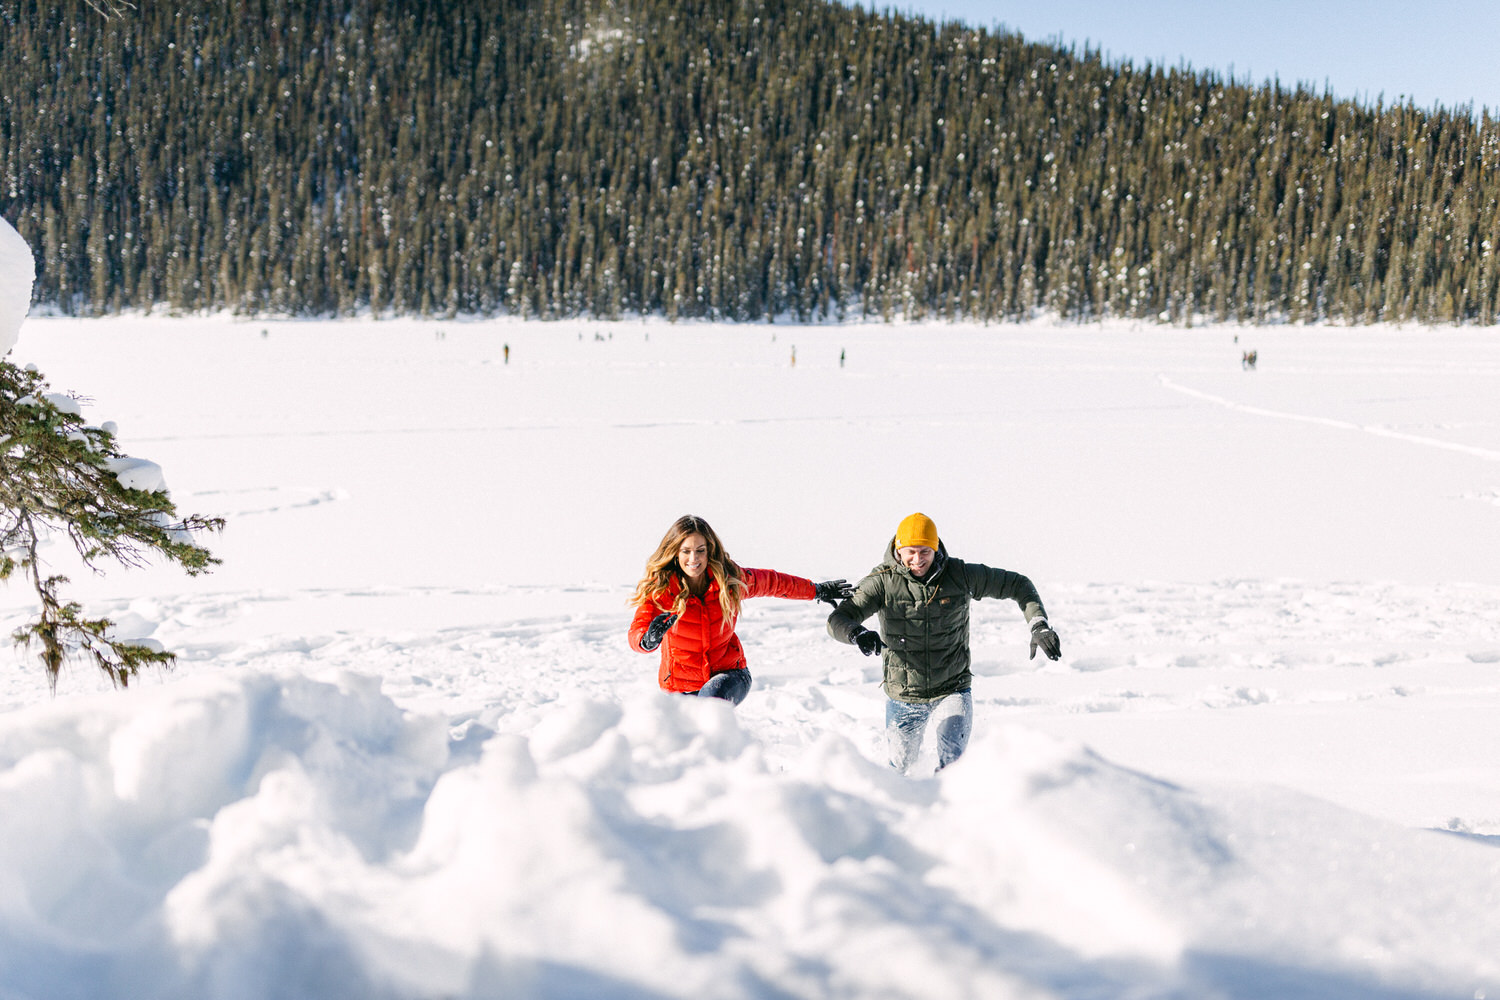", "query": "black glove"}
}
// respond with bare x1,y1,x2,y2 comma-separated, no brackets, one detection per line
852,627,886,657
814,579,854,607
1029,619,1061,661
640,612,678,652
